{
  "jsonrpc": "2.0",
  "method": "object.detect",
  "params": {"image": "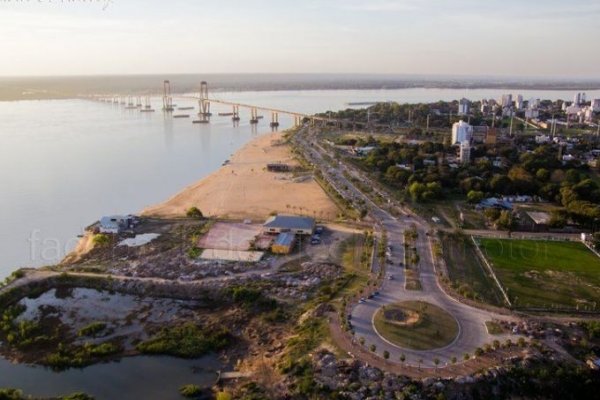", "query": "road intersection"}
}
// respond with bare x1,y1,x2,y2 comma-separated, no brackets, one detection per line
293,127,518,367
